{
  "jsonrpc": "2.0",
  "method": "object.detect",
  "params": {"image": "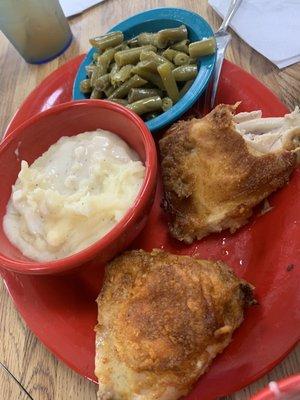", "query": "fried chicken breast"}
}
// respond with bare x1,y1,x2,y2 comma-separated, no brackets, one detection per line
95,249,255,400
159,104,299,243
